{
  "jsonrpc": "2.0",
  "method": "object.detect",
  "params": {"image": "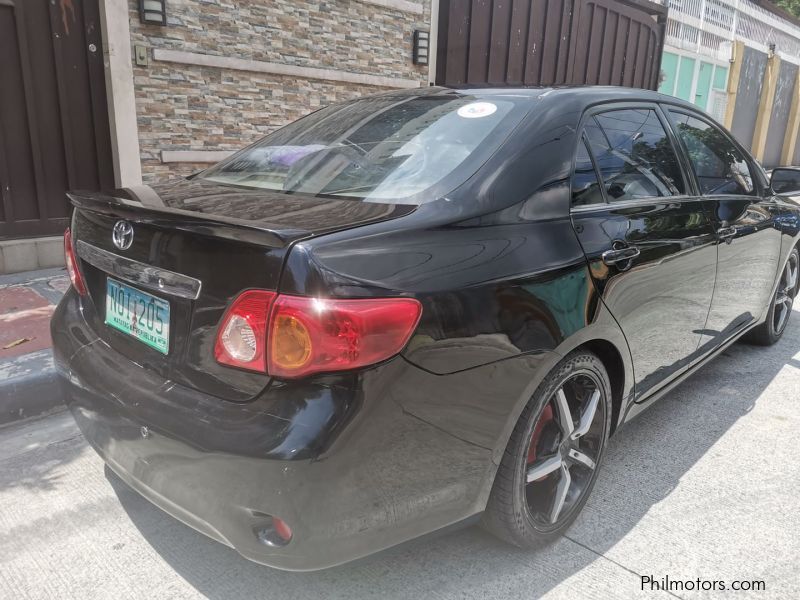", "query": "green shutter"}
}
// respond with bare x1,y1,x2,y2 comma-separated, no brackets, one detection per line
694,62,713,110
675,56,696,101
712,65,728,90
659,52,679,96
